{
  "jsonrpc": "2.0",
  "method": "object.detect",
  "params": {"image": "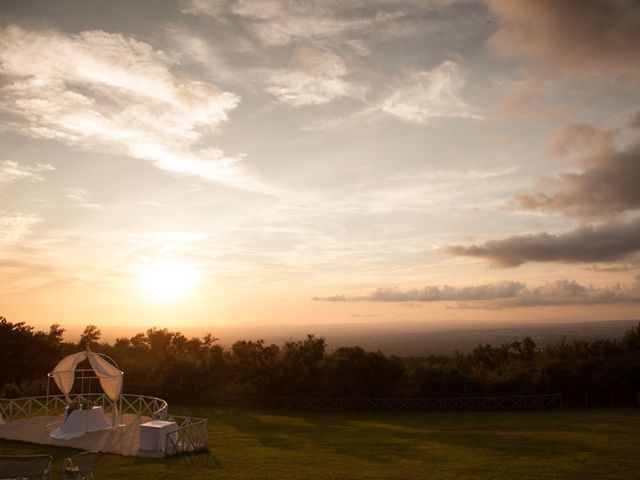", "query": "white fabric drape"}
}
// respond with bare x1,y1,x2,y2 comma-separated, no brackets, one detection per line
86,353,122,427
87,353,123,402
50,352,123,402
50,352,87,402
